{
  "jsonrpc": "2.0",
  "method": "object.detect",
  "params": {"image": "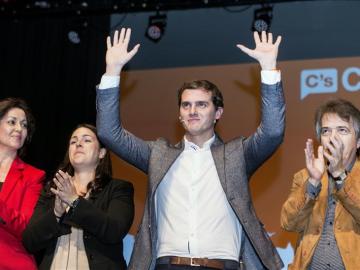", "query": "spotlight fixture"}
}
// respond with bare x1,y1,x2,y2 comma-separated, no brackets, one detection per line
252,4,273,33
145,12,166,42
68,30,81,44
67,18,88,44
